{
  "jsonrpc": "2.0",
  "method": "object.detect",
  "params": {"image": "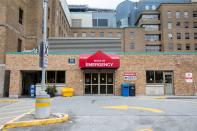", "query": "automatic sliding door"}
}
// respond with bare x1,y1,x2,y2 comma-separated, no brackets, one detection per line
100,73,107,94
